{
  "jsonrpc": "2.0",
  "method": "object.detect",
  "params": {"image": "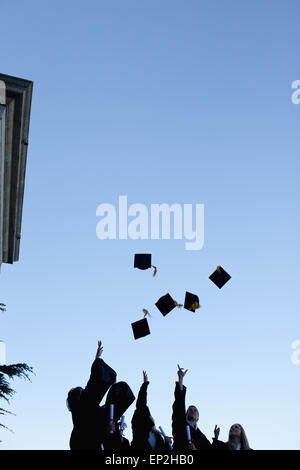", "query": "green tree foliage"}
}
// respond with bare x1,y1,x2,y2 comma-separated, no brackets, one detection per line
0,364,34,430
0,304,34,431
